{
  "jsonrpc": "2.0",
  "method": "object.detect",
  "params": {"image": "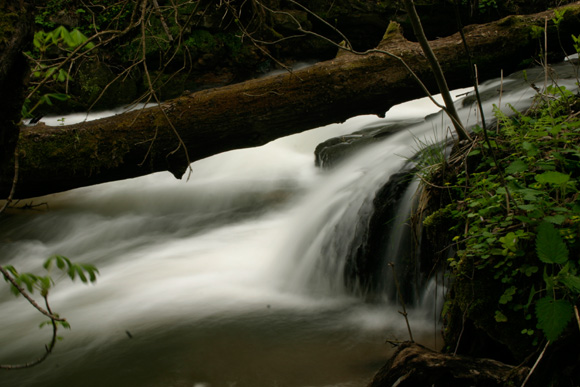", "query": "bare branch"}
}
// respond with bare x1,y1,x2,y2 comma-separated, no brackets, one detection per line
0,145,19,214
402,0,471,141
0,293,60,370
